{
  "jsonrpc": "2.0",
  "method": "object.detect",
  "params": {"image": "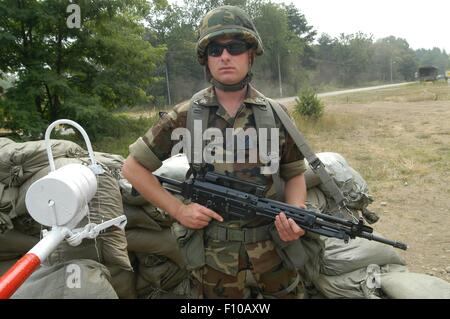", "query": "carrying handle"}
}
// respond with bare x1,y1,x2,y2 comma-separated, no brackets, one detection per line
44,119,101,173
